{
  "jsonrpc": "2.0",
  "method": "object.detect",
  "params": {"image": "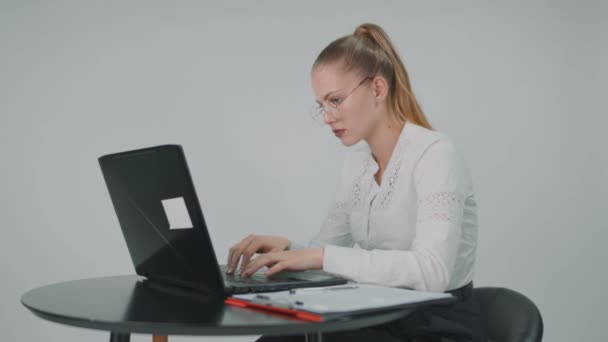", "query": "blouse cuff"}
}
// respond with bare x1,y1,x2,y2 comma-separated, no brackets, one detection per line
322,244,365,278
